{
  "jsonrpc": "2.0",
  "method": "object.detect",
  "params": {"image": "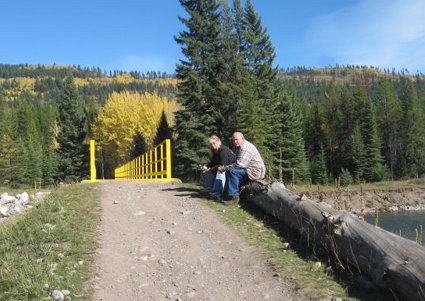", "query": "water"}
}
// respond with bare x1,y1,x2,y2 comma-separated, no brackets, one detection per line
365,210,425,242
